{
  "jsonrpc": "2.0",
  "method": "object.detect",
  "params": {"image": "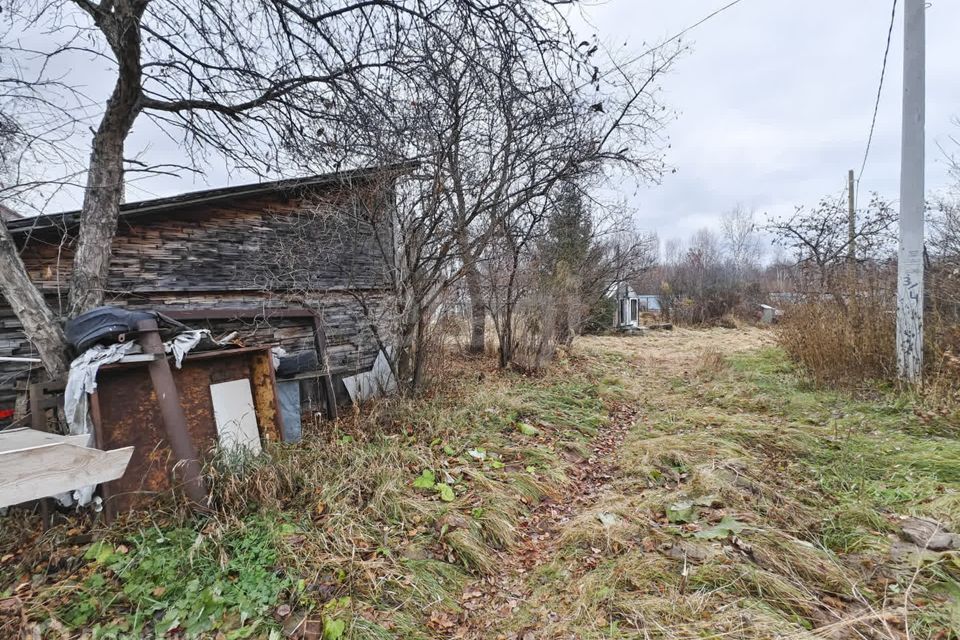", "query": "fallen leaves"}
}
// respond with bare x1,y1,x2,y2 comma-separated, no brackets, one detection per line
448,397,634,638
